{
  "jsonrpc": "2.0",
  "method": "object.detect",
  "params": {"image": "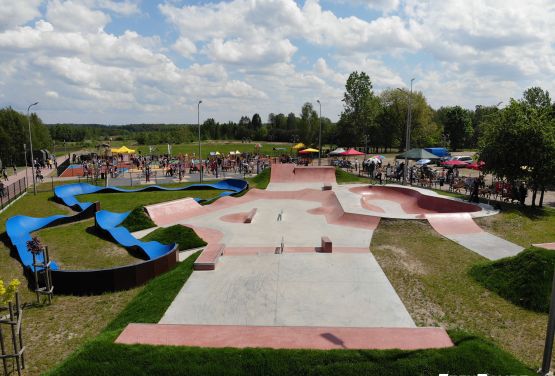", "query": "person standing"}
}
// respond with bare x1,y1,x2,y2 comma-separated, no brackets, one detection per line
1,167,7,181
